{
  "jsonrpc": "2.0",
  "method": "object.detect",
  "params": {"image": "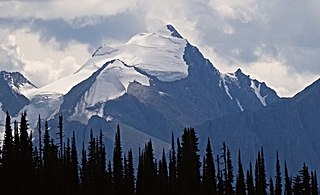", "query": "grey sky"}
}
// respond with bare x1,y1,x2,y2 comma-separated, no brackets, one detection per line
0,0,319,97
